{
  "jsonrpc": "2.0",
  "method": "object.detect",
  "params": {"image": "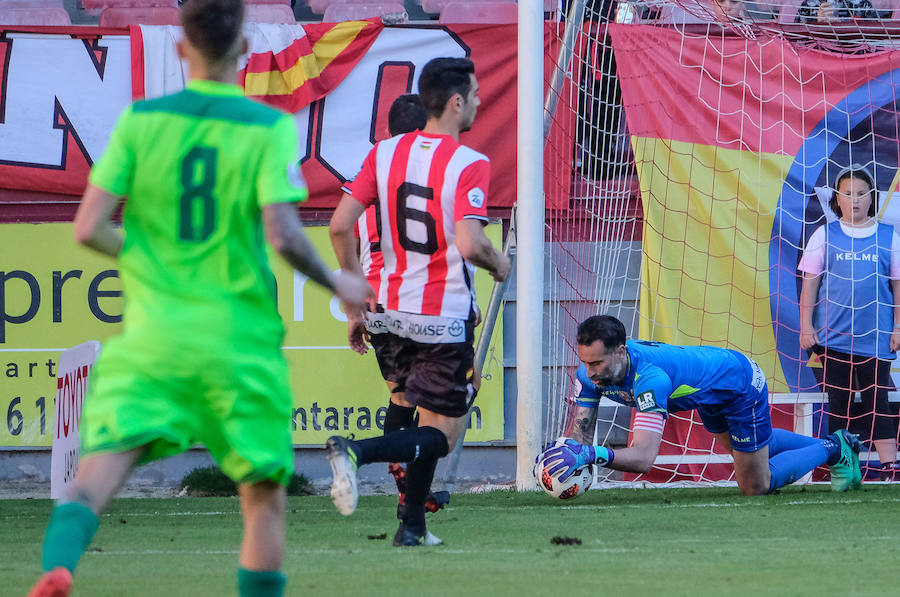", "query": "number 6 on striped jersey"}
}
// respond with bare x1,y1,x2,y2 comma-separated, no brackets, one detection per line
395,182,437,255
